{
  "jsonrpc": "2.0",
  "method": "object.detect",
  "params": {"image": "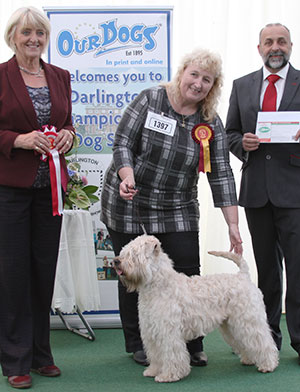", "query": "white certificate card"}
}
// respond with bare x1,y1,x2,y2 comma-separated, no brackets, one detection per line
255,111,300,143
